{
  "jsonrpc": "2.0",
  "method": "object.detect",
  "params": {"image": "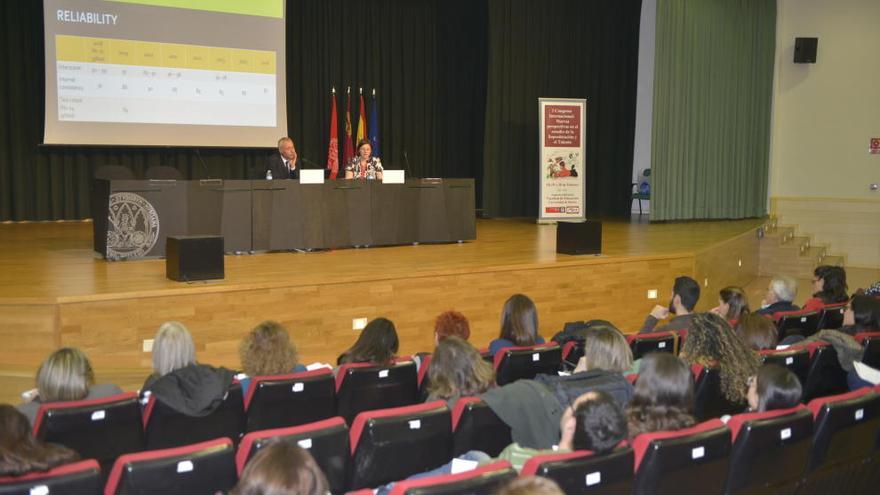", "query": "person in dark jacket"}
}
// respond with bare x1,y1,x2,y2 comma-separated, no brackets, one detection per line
640,276,700,334
141,321,234,417
755,275,800,318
